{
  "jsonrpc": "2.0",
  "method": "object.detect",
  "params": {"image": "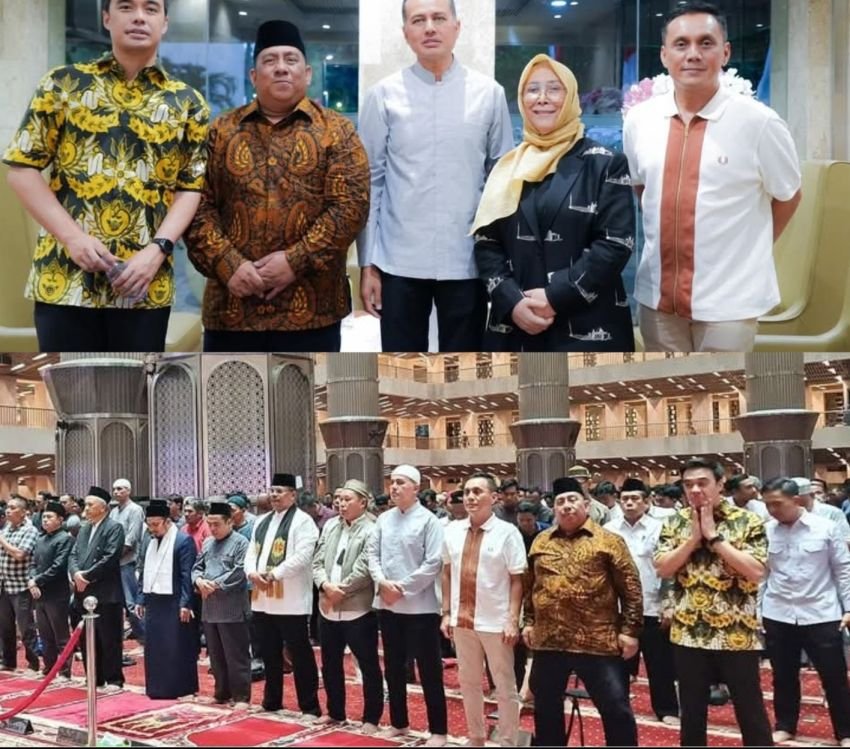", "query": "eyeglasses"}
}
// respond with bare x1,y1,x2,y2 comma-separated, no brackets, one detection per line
523,83,566,99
